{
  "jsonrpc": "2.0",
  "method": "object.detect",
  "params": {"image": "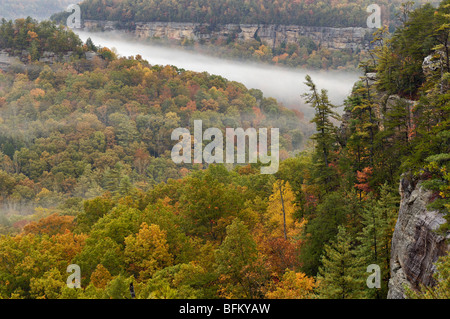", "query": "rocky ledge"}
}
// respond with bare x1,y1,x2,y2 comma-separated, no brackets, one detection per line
0,49,99,71
388,175,450,298
82,20,373,52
